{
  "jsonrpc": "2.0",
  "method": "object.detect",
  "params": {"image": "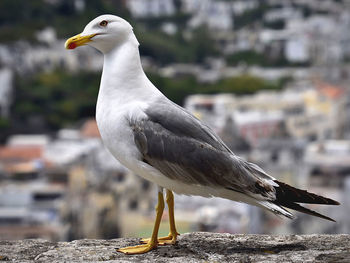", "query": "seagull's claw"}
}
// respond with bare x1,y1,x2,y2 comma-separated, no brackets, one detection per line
117,242,157,255
140,232,179,245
